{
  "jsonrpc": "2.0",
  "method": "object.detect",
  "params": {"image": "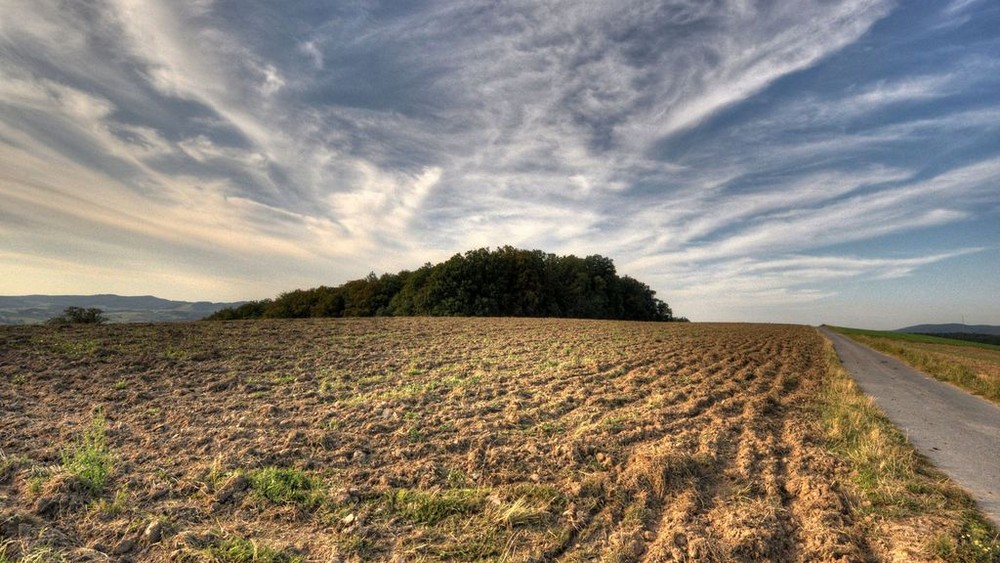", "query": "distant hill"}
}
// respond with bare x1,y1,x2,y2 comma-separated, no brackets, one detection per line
0,294,242,325
897,324,1000,336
